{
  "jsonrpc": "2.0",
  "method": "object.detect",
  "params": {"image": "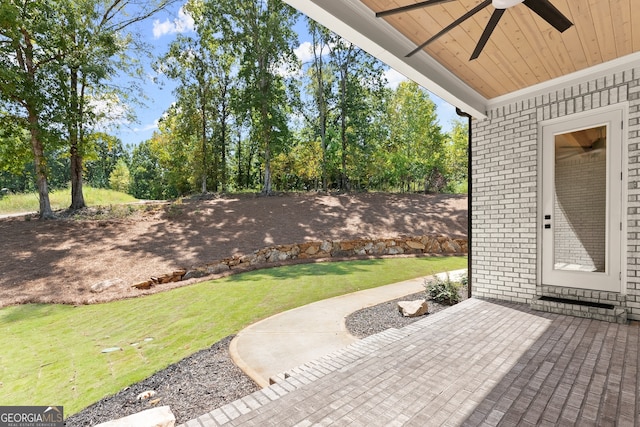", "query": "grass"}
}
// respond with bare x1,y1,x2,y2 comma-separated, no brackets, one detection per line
0,256,466,416
0,186,139,214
